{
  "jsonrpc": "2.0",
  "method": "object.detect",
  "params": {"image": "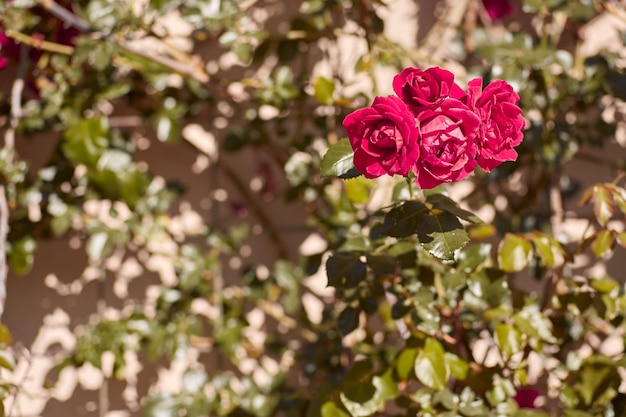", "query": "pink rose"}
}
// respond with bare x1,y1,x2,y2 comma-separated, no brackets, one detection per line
413,99,480,189
481,0,514,20
467,78,525,172
343,95,420,178
392,67,466,116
